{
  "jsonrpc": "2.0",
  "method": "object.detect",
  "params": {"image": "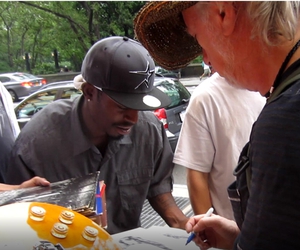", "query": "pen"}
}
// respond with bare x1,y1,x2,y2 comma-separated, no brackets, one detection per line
185,207,214,246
